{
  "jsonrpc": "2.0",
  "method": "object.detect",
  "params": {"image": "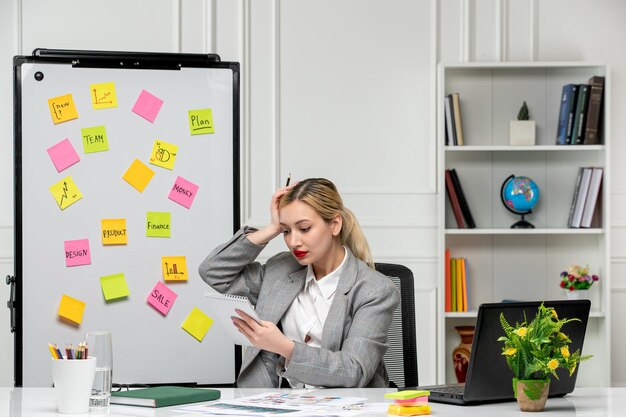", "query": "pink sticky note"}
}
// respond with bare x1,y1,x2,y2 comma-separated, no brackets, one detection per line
168,176,199,209
147,281,177,316
47,139,80,172
132,89,164,123
64,239,91,267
